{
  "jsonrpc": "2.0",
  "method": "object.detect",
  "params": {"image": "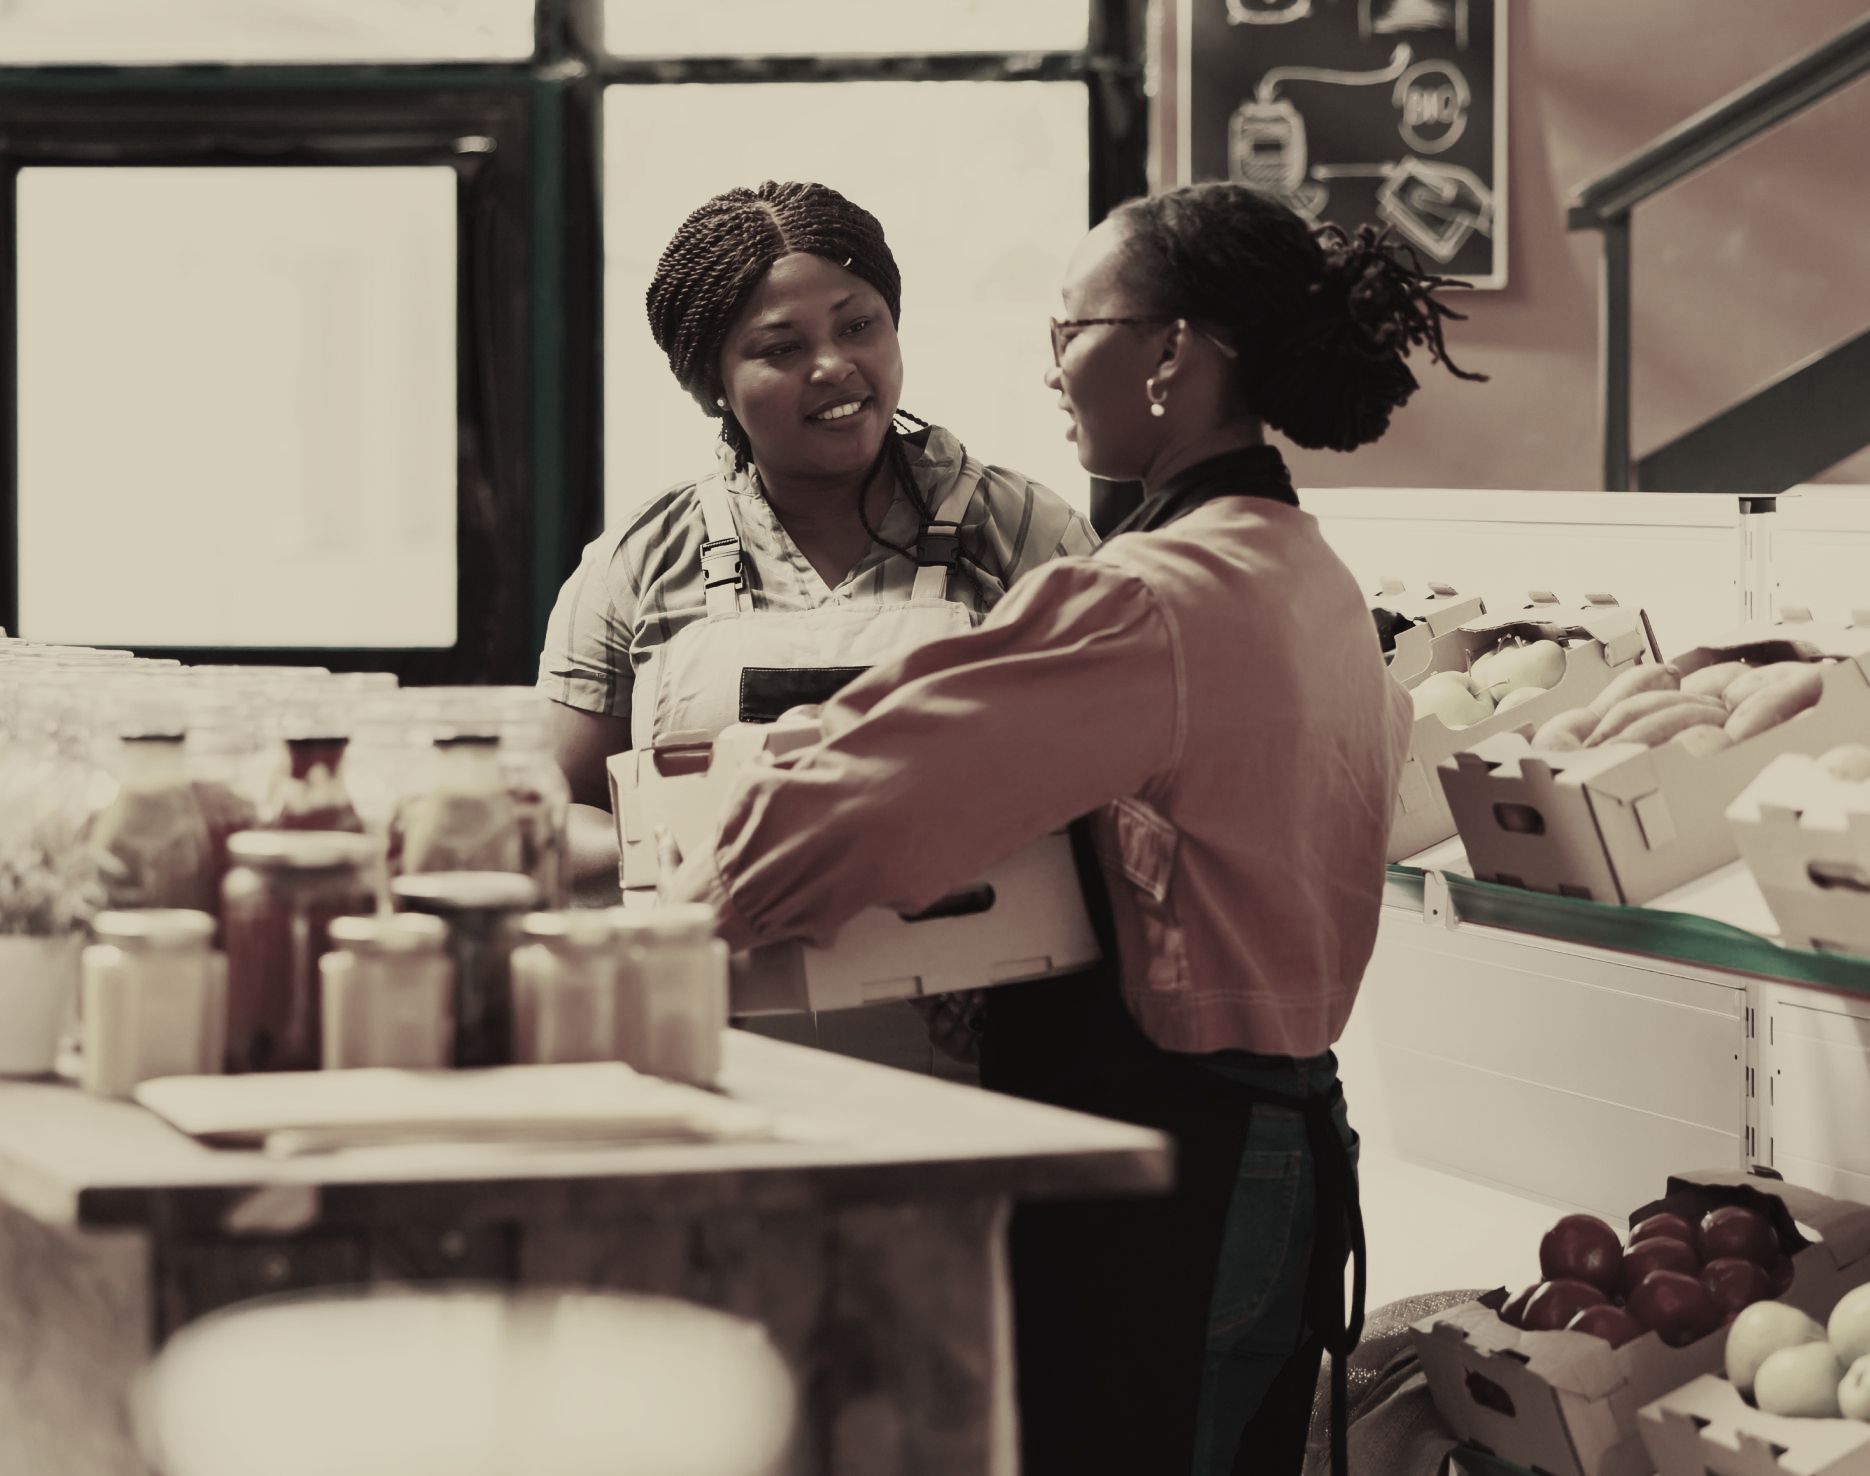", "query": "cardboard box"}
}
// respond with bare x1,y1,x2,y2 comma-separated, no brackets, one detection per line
1442,615,1870,906
1641,1372,1870,1476
1411,1171,1870,1476
1730,753,1870,957
1371,577,1487,685
1387,594,1648,863
607,722,1102,1015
